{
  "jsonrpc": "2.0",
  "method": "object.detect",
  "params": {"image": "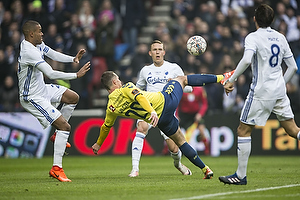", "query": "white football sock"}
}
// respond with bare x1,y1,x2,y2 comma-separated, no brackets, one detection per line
297,131,300,140
53,130,69,168
171,149,182,168
131,132,145,171
60,103,77,122
236,136,251,179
